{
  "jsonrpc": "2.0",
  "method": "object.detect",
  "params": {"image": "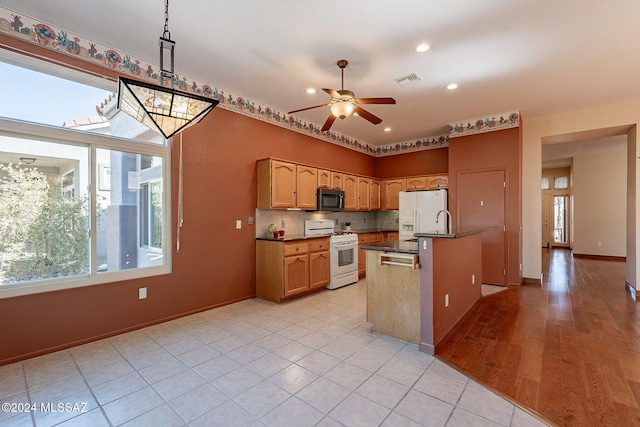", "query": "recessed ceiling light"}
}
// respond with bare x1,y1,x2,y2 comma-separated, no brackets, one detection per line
384,127,391,132
446,83,458,90
415,43,430,53
306,88,316,94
